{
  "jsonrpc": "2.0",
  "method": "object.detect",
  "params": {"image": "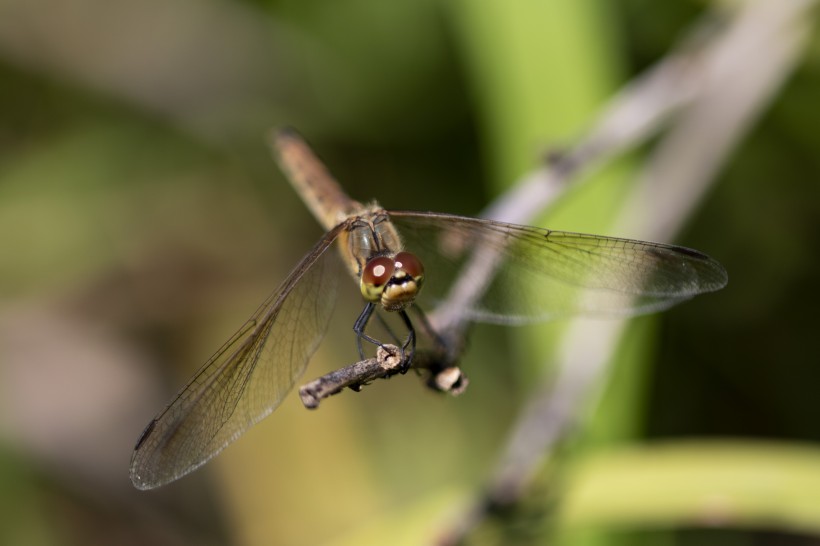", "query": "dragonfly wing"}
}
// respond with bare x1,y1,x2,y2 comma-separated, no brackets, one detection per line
389,211,727,324
129,224,345,489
